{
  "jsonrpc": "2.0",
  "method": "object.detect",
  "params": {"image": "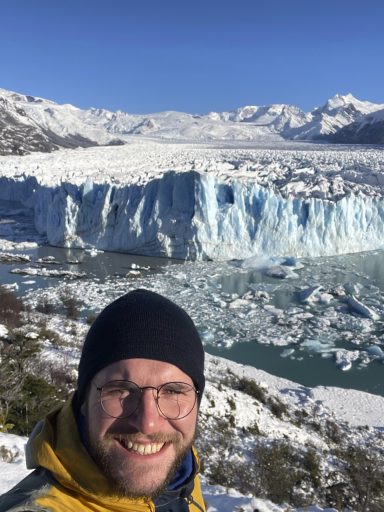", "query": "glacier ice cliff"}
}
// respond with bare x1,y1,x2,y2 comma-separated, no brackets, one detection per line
1,171,384,260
